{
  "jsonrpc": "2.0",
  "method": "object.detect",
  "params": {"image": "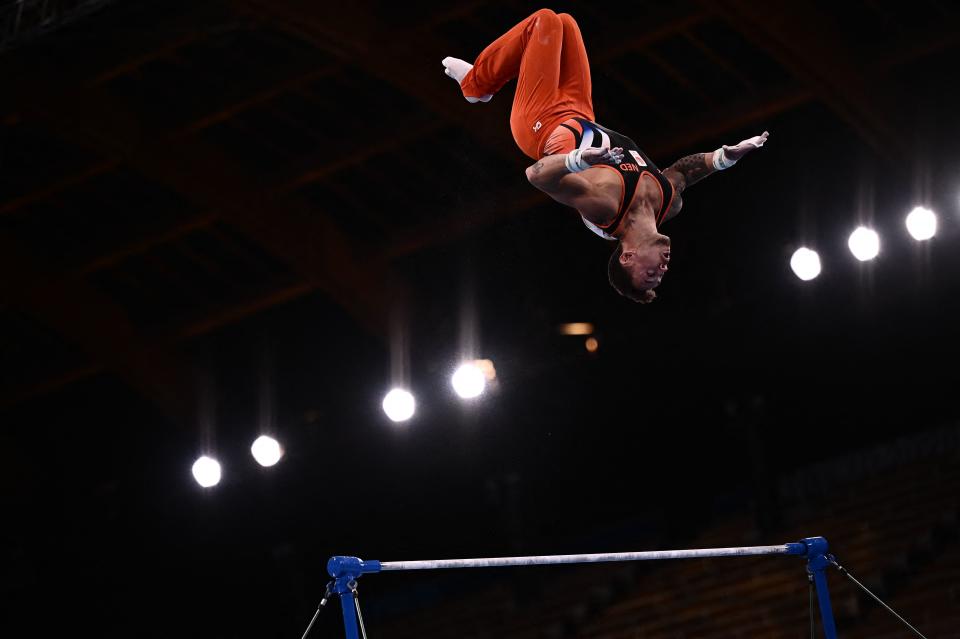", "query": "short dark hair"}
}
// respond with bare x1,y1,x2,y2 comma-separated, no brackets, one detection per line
607,243,657,303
